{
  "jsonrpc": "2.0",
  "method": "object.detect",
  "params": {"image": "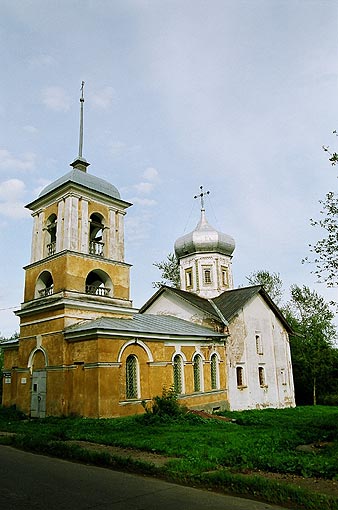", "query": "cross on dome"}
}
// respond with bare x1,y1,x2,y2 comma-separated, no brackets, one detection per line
194,185,210,211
